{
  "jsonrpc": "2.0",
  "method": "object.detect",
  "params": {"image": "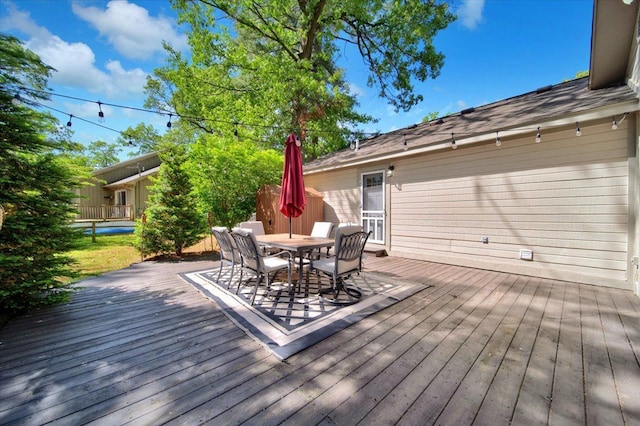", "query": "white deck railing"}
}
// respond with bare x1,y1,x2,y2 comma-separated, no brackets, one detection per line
75,205,134,221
